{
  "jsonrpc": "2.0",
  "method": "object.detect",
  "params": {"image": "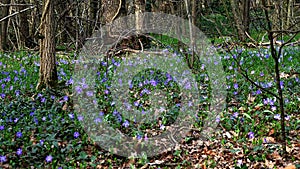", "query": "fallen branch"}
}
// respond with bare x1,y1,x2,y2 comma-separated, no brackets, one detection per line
0,5,35,22
0,3,34,7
